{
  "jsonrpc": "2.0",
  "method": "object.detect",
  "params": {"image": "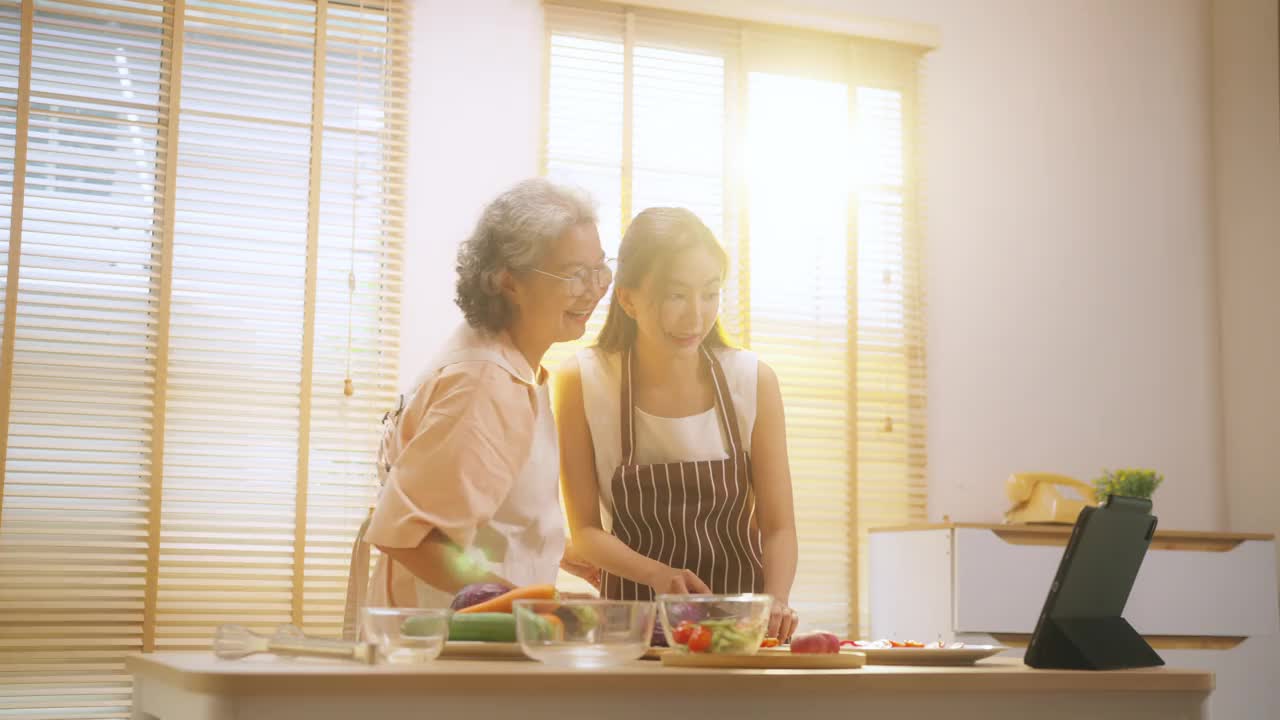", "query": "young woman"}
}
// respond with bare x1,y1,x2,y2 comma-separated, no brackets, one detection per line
344,179,607,636
555,207,800,641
